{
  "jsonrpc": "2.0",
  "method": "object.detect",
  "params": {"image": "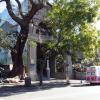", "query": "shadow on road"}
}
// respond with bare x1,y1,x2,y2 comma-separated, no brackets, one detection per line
0,80,68,97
